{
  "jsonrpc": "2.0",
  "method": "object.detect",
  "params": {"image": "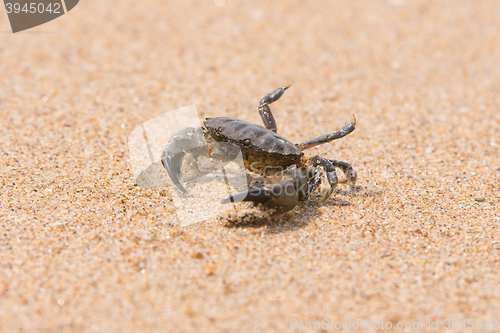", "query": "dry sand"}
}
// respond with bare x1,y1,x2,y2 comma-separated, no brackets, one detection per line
1,0,499,332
